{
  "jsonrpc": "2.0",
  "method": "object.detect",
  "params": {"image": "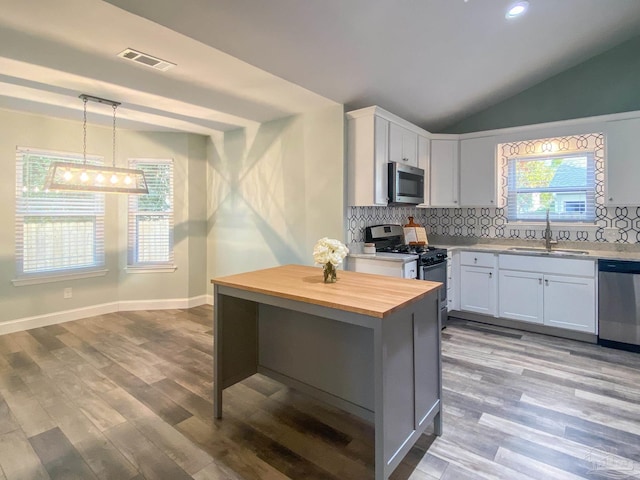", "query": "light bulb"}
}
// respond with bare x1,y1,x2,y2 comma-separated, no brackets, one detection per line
124,175,132,185
110,174,119,184
80,172,89,182
506,1,529,18
63,171,73,181
96,173,105,183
